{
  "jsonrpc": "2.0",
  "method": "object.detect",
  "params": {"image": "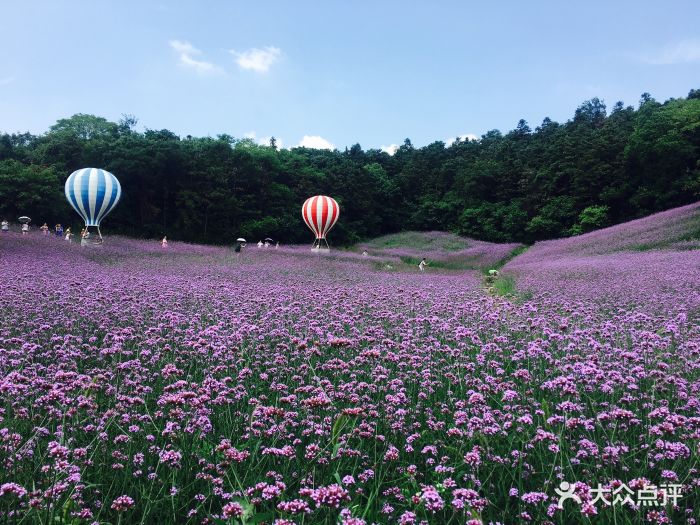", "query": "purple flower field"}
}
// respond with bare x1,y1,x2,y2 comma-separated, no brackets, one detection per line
506,202,700,311
514,202,700,258
1,215,699,524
